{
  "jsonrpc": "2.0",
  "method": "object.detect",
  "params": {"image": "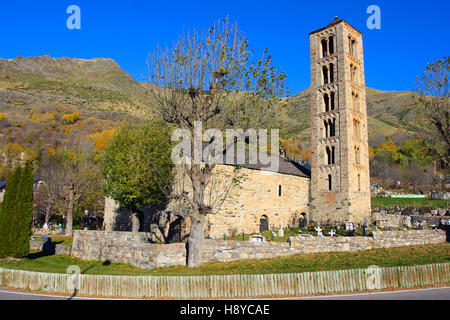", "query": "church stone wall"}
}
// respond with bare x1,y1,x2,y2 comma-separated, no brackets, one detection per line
204,165,310,238
102,164,310,239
